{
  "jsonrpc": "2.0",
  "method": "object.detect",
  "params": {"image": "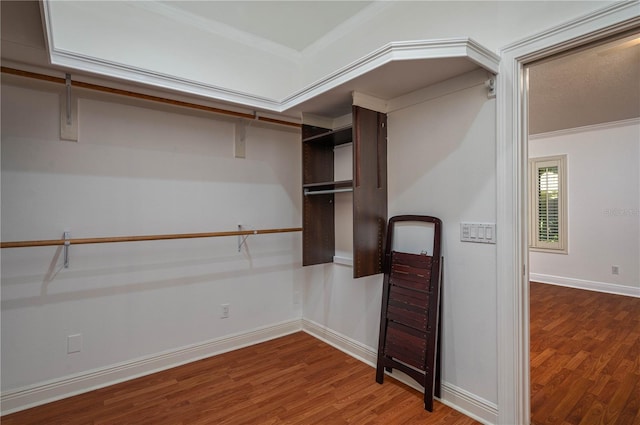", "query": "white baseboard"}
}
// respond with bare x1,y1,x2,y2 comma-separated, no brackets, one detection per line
530,273,640,298
1,319,302,415
3,317,499,423
302,318,378,365
302,319,498,425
